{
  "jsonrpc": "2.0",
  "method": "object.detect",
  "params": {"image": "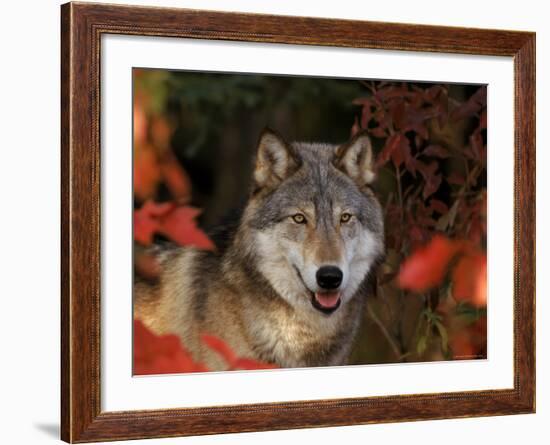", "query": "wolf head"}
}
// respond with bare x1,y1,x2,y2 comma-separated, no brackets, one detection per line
240,128,384,316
